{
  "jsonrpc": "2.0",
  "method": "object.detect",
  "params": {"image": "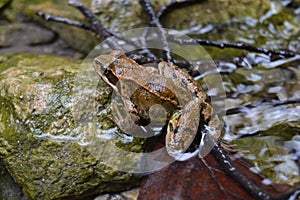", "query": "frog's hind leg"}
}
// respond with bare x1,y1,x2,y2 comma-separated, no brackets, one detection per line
111,98,149,138
200,101,223,141
198,102,223,158
166,98,201,161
